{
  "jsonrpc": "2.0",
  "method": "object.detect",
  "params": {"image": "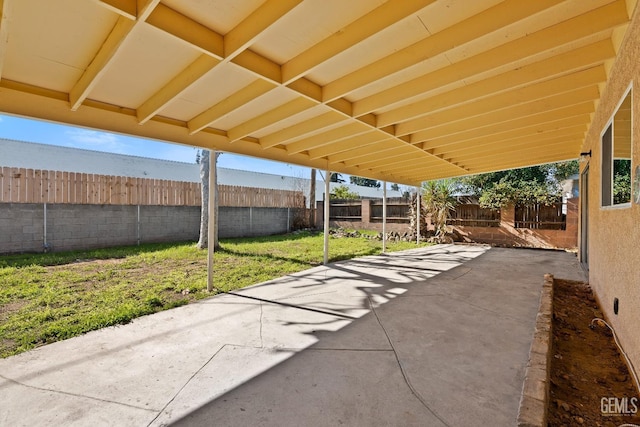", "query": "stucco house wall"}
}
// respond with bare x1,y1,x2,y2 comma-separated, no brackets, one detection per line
580,2,640,378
